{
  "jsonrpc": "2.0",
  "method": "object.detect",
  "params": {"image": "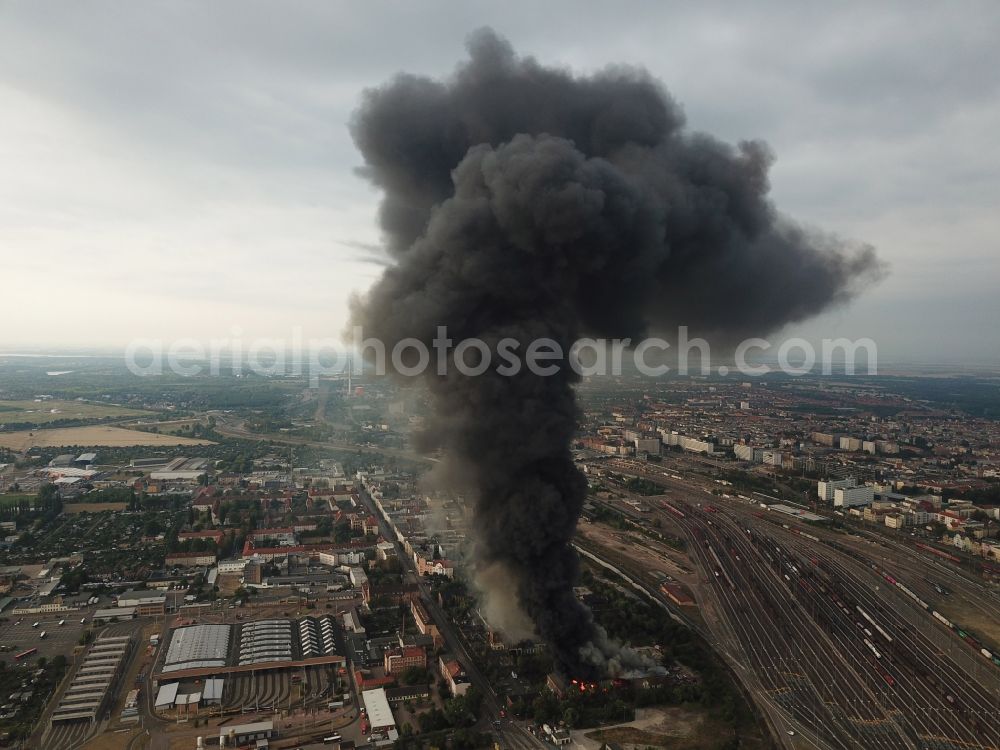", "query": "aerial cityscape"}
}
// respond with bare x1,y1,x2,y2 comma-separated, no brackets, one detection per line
1,3,999,750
